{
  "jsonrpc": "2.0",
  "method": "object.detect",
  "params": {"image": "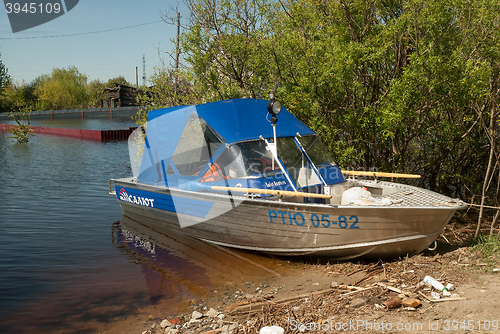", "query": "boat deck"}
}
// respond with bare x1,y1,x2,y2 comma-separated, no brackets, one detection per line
355,180,465,208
